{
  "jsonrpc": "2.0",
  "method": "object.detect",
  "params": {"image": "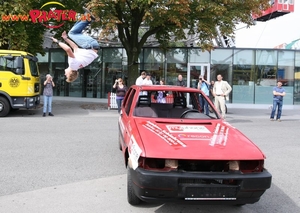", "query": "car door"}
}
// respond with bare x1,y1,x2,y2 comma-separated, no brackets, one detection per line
119,88,136,152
